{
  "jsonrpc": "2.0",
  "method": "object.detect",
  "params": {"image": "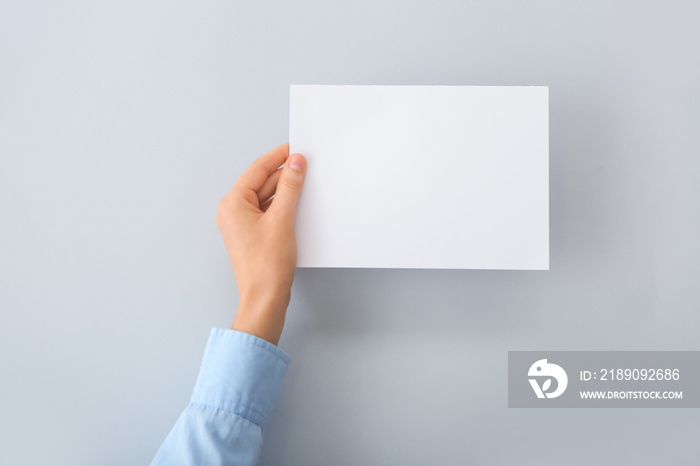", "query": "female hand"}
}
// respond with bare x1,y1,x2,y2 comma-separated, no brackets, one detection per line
215,143,307,345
